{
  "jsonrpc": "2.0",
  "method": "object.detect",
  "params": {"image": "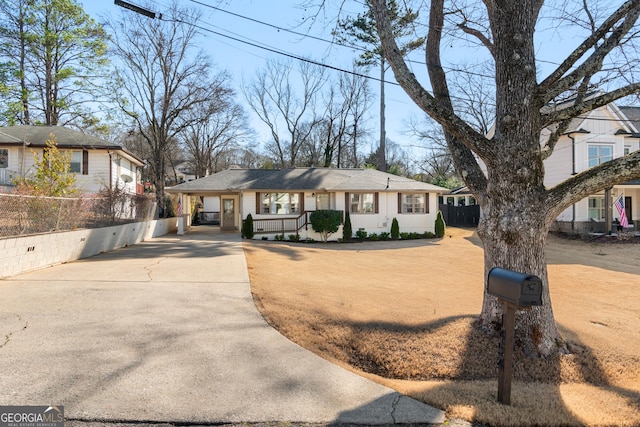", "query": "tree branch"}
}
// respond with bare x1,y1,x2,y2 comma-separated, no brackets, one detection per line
370,0,488,161
539,0,640,98
457,21,494,57
546,151,640,218
542,83,640,126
